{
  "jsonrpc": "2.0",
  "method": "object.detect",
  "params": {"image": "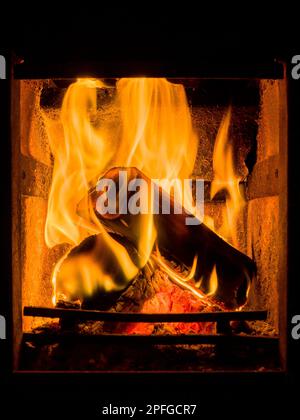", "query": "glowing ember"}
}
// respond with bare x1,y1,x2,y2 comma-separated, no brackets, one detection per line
104,269,217,335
